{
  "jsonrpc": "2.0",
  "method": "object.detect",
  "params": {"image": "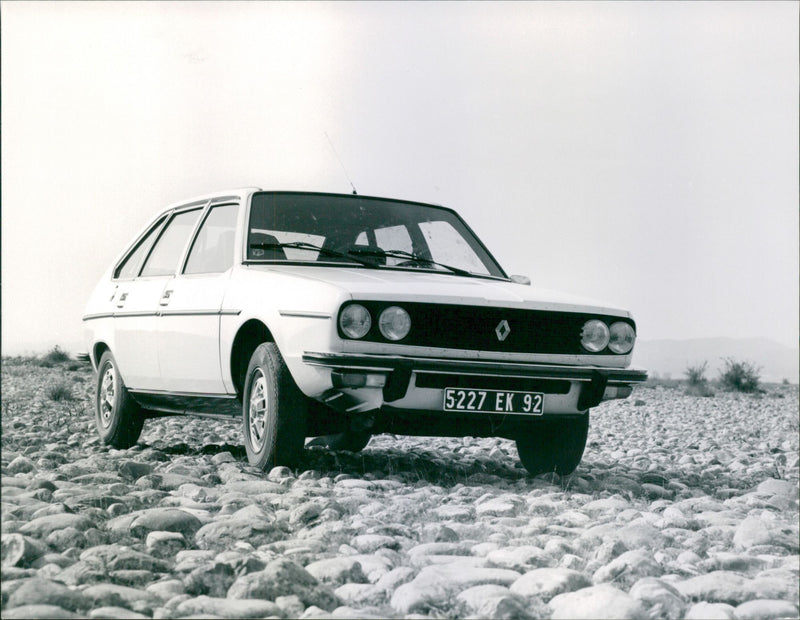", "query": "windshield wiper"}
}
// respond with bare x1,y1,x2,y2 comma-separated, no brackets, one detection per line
348,247,473,277
249,241,379,268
